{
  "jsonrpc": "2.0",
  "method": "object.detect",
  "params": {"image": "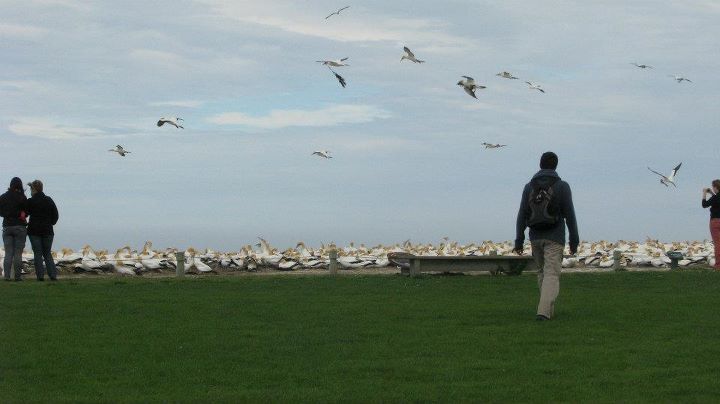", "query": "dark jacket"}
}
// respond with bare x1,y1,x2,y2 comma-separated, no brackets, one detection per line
515,169,579,251
702,194,720,219
0,190,28,227
26,192,59,236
